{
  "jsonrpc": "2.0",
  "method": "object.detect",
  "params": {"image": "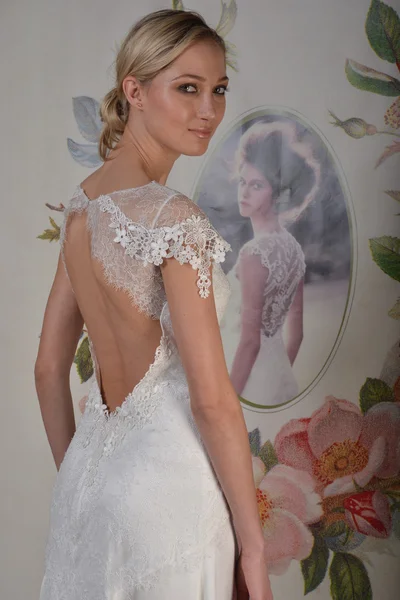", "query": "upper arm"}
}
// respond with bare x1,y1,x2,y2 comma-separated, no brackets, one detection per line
156,194,232,409
237,250,267,339
35,254,84,377
286,276,304,326
161,258,229,408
